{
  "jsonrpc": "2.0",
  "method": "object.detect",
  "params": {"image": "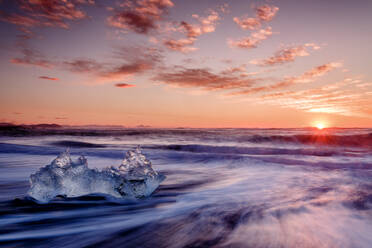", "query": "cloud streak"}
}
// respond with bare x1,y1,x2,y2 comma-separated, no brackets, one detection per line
10,48,54,68
115,83,135,88
256,5,279,22
260,78,372,117
153,66,256,91
107,0,174,34
230,4,279,50
39,76,59,81
163,8,221,52
233,4,278,31
0,0,93,31
250,43,321,66
64,46,163,82
228,27,273,49
230,62,342,95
